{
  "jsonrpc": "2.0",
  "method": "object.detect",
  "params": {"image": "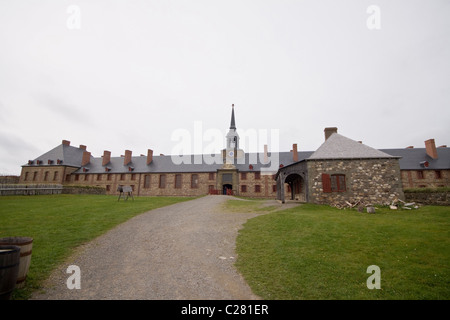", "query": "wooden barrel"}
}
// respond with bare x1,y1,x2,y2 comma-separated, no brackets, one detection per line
0,245,21,300
0,237,33,288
